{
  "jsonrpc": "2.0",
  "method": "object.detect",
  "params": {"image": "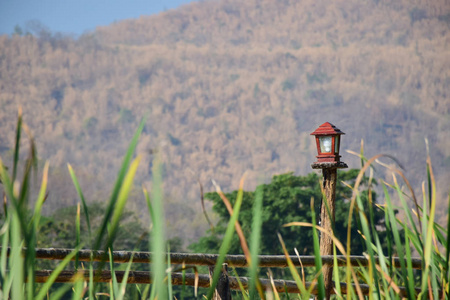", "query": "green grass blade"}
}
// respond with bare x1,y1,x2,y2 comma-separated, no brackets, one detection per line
232,267,249,300
420,157,437,297
143,187,156,299
421,183,428,261
72,276,84,300
0,158,28,237
207,176,245,300
0,217,10,290
355,193,380,298
332,245,341,296
367,184,383,298
94,117,145,251
143,187,157,299
404,223,416,299
429,251,439,300
12,109,22,182
109,248,119,298
381,184,395,274
109,278,115,300
96,158,141,295
104,155,142,254
25,161,49,300
150,154,167,300
143,187,155,226
75,203,81,270
431,219,446,247
310,197,325,300
384,186,413,298
425,141,432,209
35,245,82,300
373,235,392,298
148,282,157,300
31,161,49,229
392,176,422,251
283,287,290,299
93,153,141,293
17,150,33,208
10,211,23,300
140,284,151,300
117,255,134,300
360,139,365,171
248,185,263,300
68,164,91,238
89,257,94,300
